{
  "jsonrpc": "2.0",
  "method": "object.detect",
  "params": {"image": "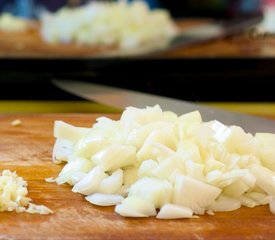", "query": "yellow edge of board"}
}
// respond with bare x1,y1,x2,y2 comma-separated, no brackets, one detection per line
0,101,275,117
